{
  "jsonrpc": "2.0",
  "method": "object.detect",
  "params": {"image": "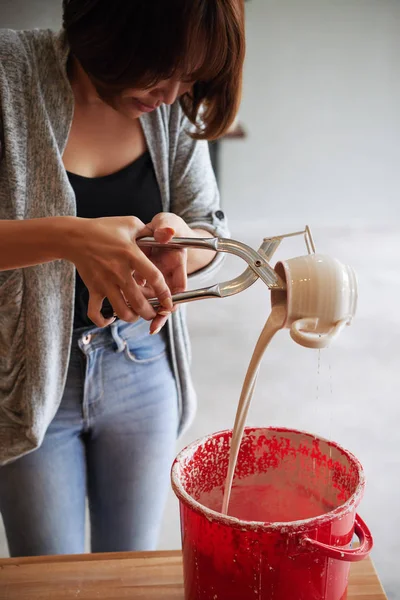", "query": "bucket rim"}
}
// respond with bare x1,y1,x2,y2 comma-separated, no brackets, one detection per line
171,426,366,533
